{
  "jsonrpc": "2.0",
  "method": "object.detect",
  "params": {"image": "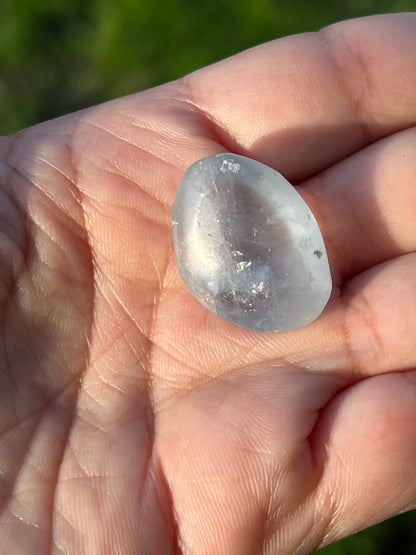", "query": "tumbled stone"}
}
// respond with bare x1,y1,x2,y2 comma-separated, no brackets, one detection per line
172,153,332,332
